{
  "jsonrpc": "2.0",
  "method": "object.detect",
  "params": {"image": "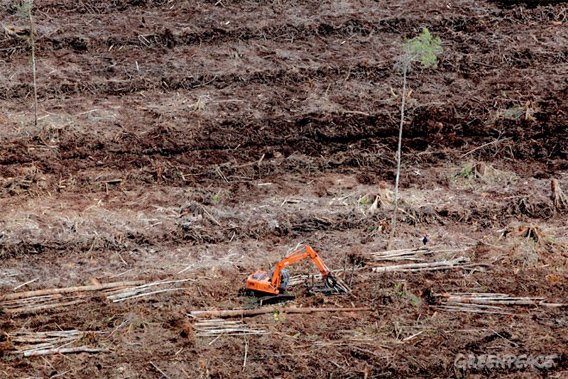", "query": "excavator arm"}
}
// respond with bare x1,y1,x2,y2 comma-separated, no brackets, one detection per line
270,245,331,289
